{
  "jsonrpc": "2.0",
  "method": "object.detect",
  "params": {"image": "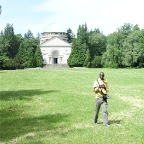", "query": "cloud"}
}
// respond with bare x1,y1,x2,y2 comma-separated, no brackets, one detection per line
32,0,144,35
1,0,144,36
